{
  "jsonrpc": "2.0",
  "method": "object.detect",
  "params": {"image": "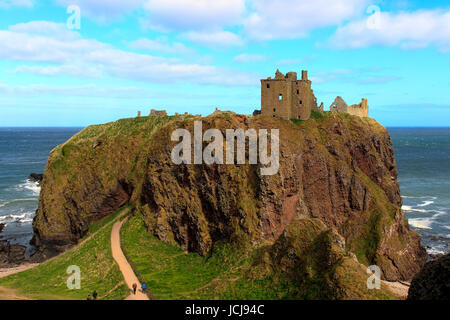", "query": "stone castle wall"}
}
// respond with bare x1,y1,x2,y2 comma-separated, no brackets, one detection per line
330,97,368,118
347,99,369,117
261,70,317,120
